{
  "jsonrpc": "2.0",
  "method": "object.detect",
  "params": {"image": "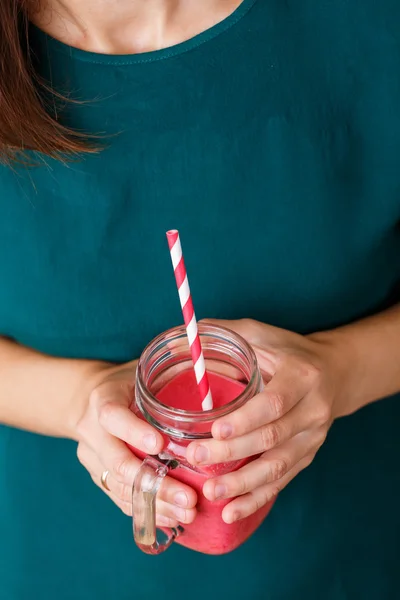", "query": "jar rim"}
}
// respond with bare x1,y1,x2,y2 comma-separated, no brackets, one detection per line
136,323,260,422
